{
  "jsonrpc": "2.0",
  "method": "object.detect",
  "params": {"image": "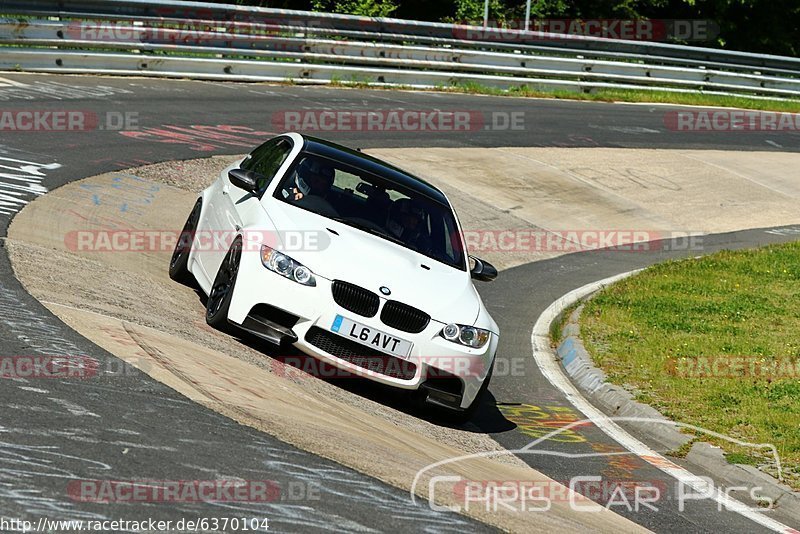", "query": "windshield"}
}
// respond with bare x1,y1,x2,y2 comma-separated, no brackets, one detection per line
274,153,466,270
